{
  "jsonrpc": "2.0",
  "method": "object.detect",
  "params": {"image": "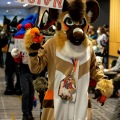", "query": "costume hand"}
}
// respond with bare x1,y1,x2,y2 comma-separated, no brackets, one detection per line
11,48,20,58
24,27,44,53
93,89,107,106
11,48,22,64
